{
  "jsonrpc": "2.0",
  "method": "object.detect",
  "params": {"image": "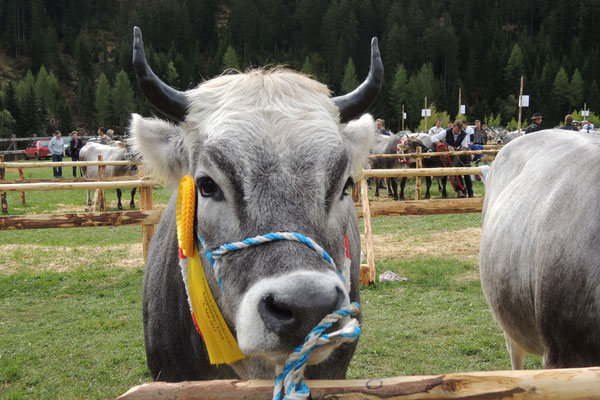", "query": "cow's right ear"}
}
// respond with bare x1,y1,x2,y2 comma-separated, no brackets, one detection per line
129,114,189,188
